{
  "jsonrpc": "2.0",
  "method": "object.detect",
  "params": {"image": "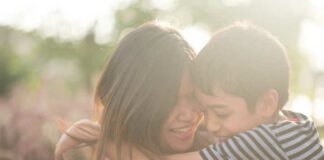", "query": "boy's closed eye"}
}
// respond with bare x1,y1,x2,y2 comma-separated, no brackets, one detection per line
206,105,230,120
209,109,229,119
215,112,229,119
